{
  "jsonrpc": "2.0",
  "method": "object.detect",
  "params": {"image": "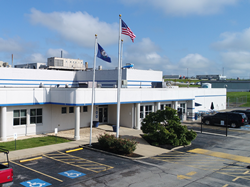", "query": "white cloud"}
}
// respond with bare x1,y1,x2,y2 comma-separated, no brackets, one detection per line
221,51,250,70
212,28,250,51
26,53,46,63
28,8,118,48
121,0,239,16
123,38,169,70
211,27,250,78
0,37,23,52
179,53,211,68
176,53,218,76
